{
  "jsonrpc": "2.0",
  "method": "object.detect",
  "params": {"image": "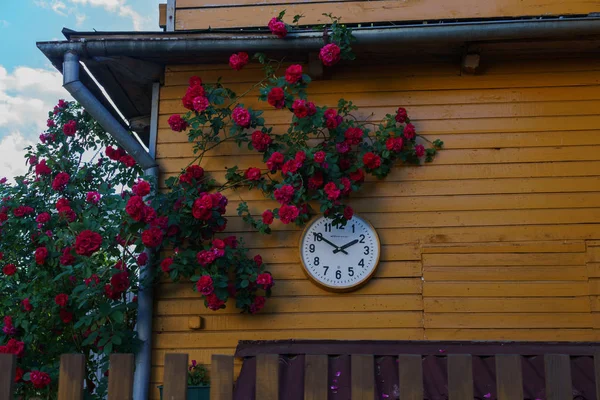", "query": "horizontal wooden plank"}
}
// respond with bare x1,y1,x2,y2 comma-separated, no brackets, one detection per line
423,266,588,281
423,281,589,297
152,348,237,367
590,296,600,312
589,279,600,295
175,1,600,30
153,328,425,348
154,311,423,332
422,241,586,254
155,294,423,315
587,263,600,278
423,253,586,267
425,312,593,329
588,247,600,262
424,328,599,341
424,297,591,313
266,261,421,280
